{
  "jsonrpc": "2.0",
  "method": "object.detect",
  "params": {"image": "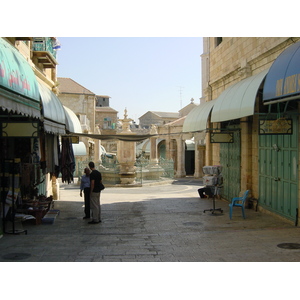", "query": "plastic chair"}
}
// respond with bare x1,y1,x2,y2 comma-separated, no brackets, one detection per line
229,190,250,219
